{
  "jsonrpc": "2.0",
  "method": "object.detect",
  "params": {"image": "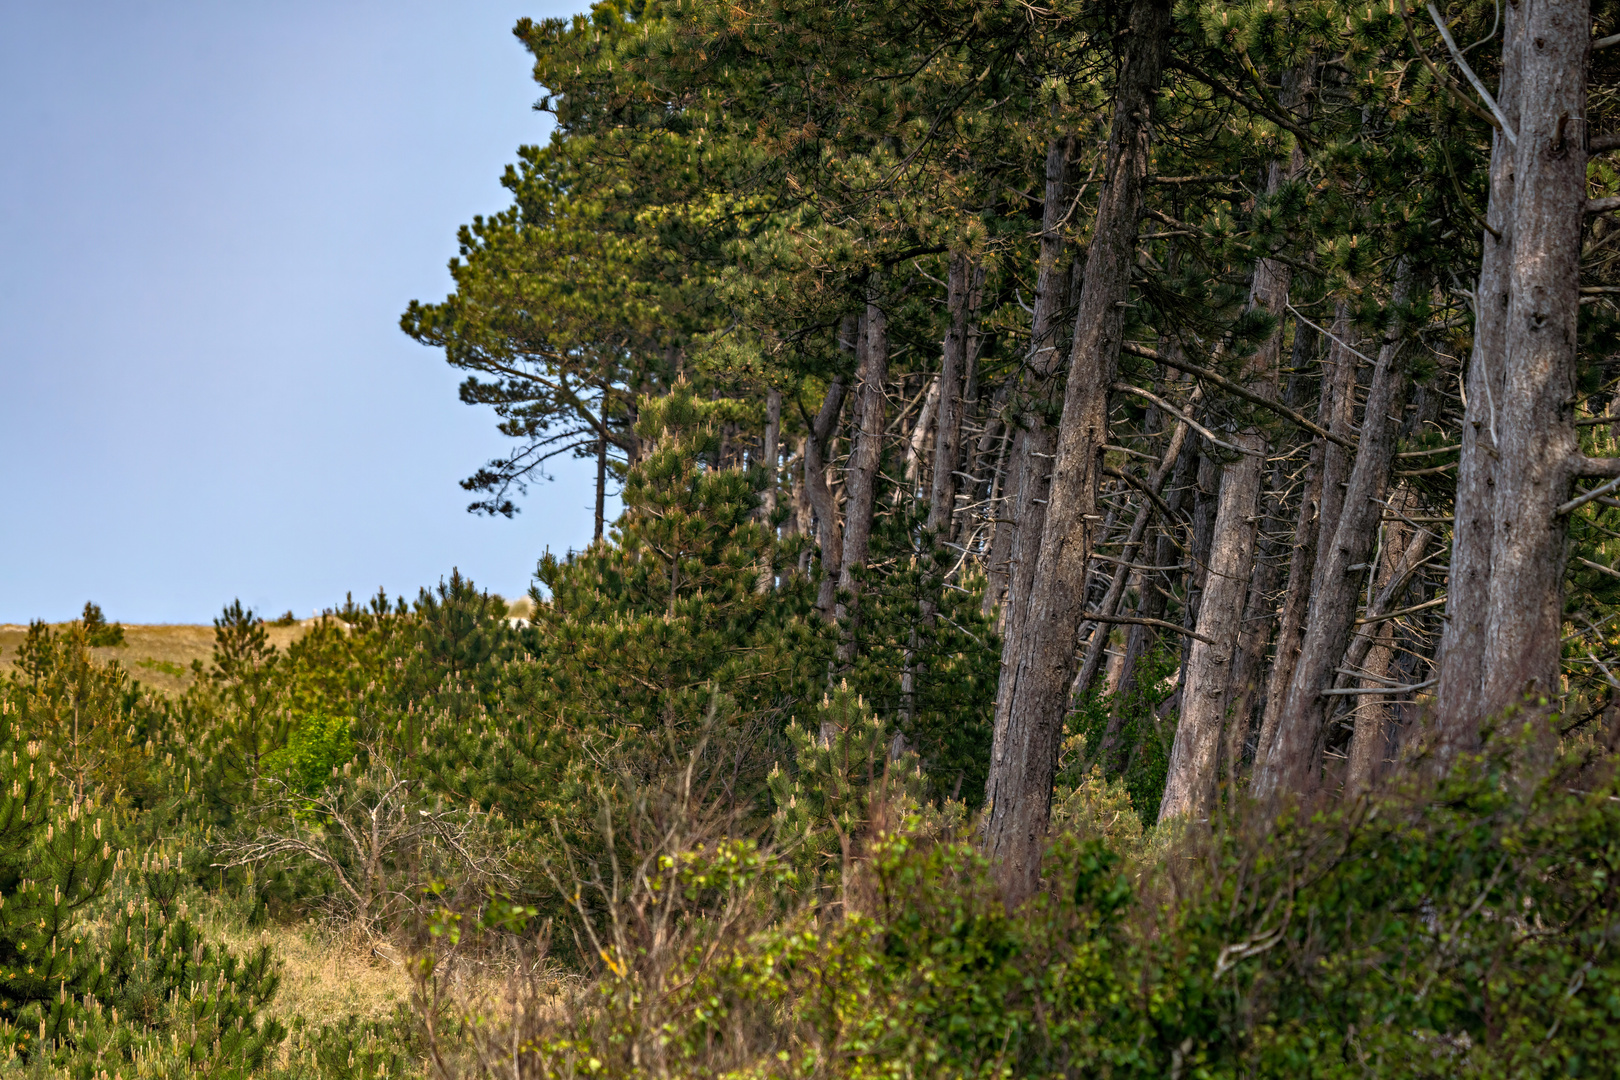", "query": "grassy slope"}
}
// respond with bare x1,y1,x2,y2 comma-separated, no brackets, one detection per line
0,622,317,695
